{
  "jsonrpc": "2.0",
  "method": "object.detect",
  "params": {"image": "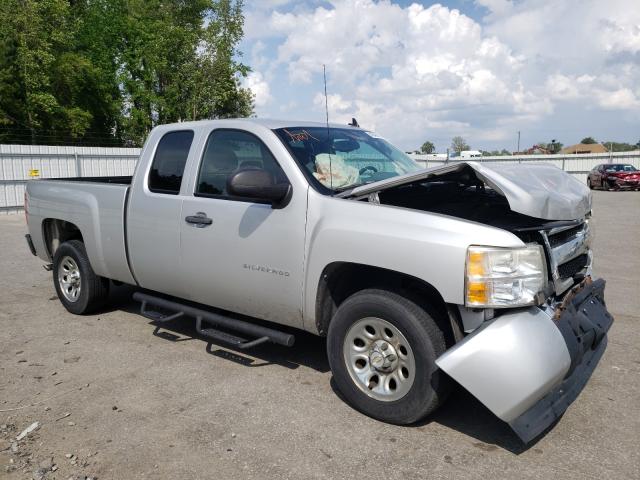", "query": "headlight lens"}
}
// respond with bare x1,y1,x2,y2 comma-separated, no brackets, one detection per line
465,245,546,307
